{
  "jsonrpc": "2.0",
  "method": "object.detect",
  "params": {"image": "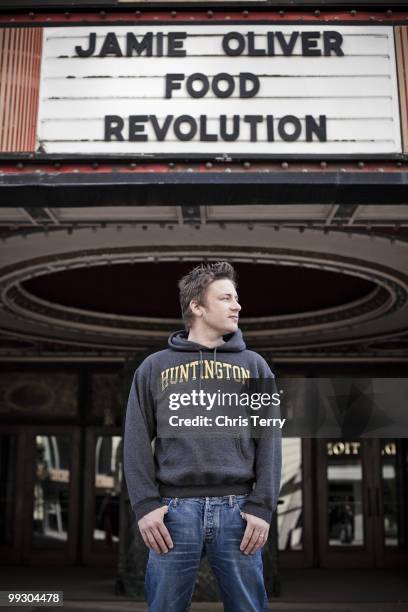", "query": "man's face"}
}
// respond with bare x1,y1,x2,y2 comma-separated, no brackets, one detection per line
193,278,241,335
